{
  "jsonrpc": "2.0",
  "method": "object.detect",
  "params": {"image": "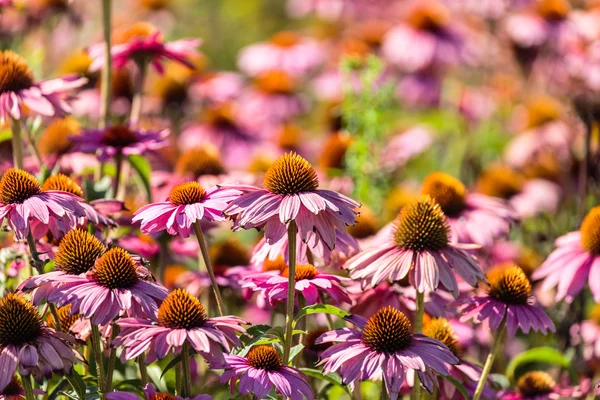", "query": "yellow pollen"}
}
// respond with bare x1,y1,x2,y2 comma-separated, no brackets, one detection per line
0,168,42,205
488,266,531,305
423,317,462,357
247,345,282,371
393,195,450,252
0,51,34,94
362,306,413,354
264,152,319,195
38,117,80,157
42,174,84,197
281,264,319,280
55,229,106,275
175,146,225,178
517,371,556,397
0,293,42,346
580,206,600,255
168,182,206,206
421,172,467,216
92,248,140,289
157,289,207,330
